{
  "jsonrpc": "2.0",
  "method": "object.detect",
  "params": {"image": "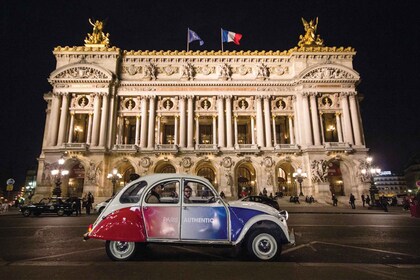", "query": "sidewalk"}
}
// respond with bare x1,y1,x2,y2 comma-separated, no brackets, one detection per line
278,196,410,215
